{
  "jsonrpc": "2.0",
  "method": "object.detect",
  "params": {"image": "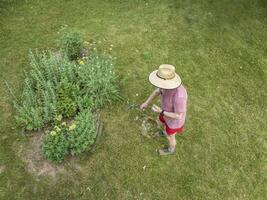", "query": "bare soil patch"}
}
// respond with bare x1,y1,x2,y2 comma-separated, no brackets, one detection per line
21,114,102,178
23,130,67,178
